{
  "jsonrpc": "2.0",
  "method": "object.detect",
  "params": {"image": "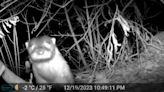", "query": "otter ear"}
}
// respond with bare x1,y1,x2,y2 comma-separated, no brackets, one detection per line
25,42,29,48
51,38,56,44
